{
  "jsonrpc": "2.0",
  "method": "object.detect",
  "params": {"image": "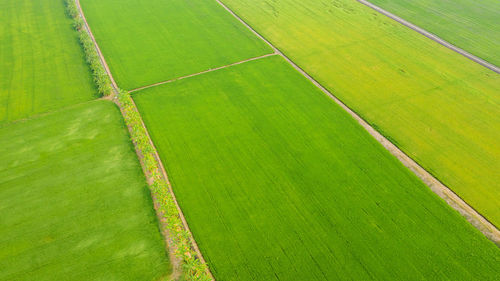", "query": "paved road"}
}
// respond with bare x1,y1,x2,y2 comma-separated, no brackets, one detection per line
357,0,500,74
